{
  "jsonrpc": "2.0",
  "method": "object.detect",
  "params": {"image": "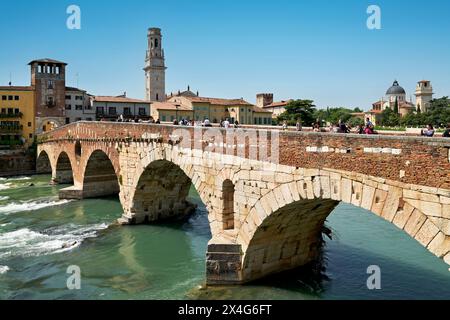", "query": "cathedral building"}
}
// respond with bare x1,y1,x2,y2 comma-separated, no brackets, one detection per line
366,80,433,125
